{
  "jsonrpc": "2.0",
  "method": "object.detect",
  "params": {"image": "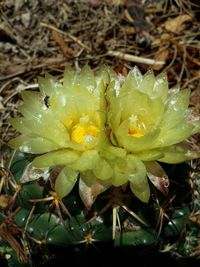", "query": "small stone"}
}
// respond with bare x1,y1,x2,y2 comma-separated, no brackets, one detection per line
21,12,31,28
